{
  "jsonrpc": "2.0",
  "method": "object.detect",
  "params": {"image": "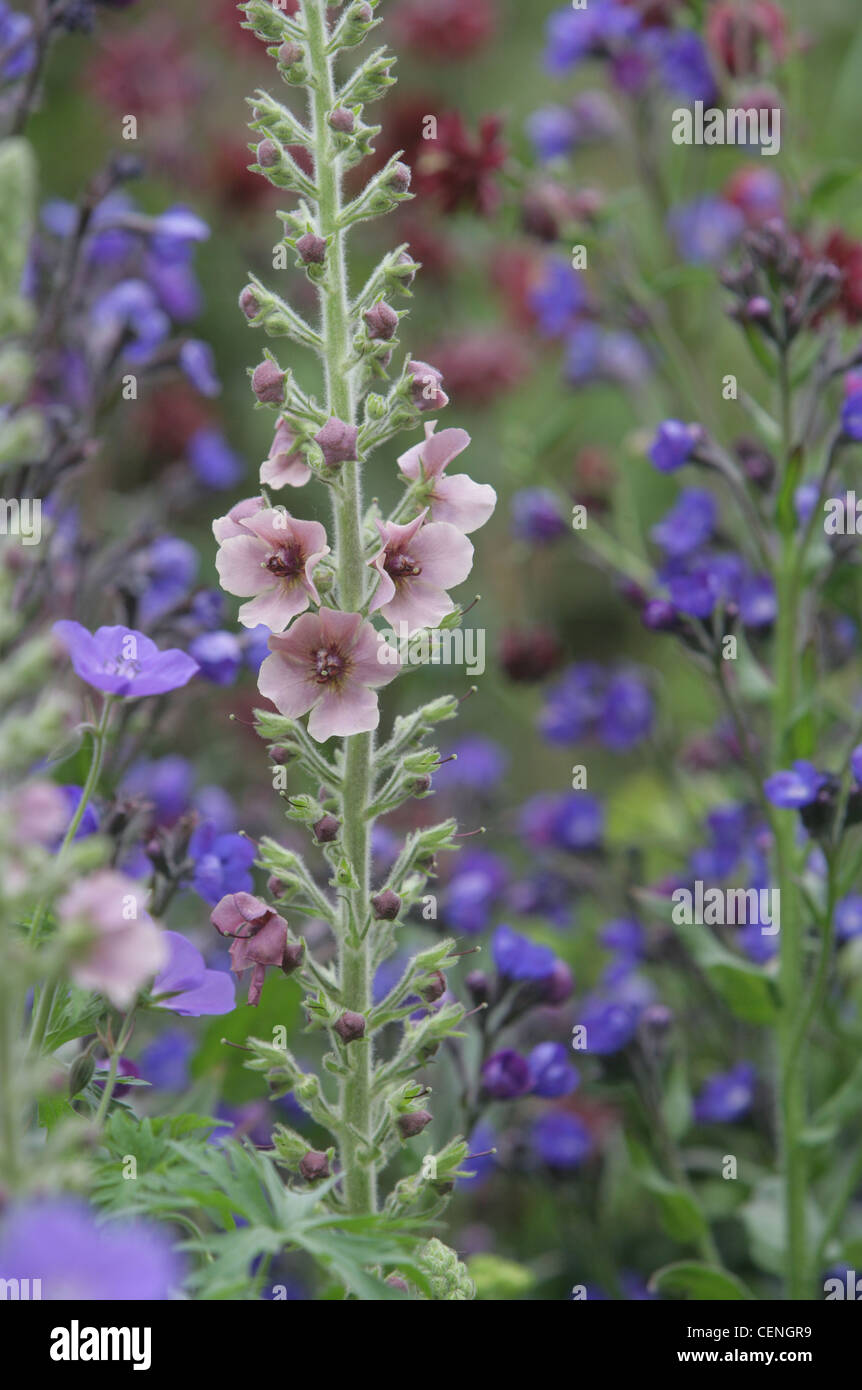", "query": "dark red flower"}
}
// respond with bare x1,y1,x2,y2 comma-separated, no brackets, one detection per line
87,20,205,116
499,628,563,683
208,141,279,215
422,331,527,408
391,0,496,61
821,230,862,324
414,112,506,216
706,1,789,78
